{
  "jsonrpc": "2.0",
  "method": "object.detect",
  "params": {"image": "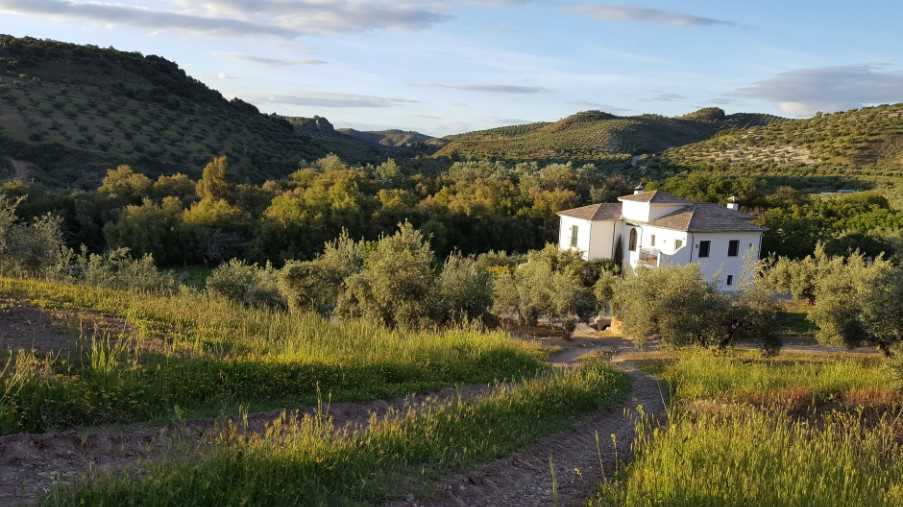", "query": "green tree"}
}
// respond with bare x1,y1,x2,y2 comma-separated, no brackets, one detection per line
98,165,151,204
196,156,233,202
